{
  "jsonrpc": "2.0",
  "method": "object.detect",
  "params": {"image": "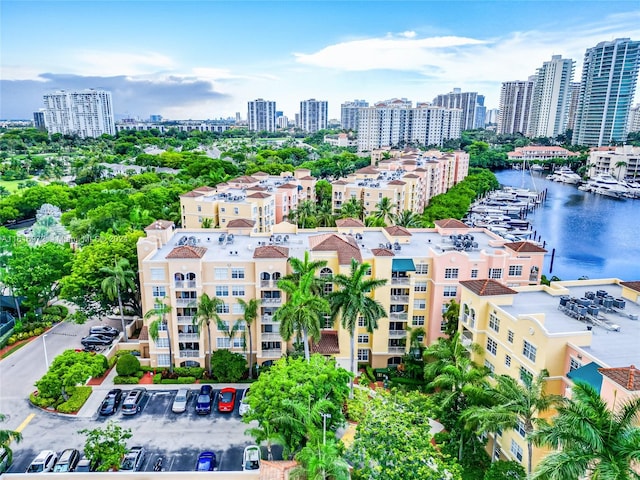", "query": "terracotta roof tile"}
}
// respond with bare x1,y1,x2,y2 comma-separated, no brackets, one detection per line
371,248,395,256
193,186,215,192
434,219,468,229
403,174,419,178
144,220,175,231
278,183,298,189
309,233,362,265
599,365,640,391
620,281,640,293
166,245,207,259
299,175,315,180
253,245,289,259
311,330,340,354
332,180,348,185
232,175,259,183
414,167,428,172
355,166,379,174
388,180,406,185
460,279,518,296
504,241,547,253
259,460,298,480
227,218,255,228
246,185,268,191
247,192,272,199
251,171,269,177
335,218,365,227
384,225,412,236
180,191,205,198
